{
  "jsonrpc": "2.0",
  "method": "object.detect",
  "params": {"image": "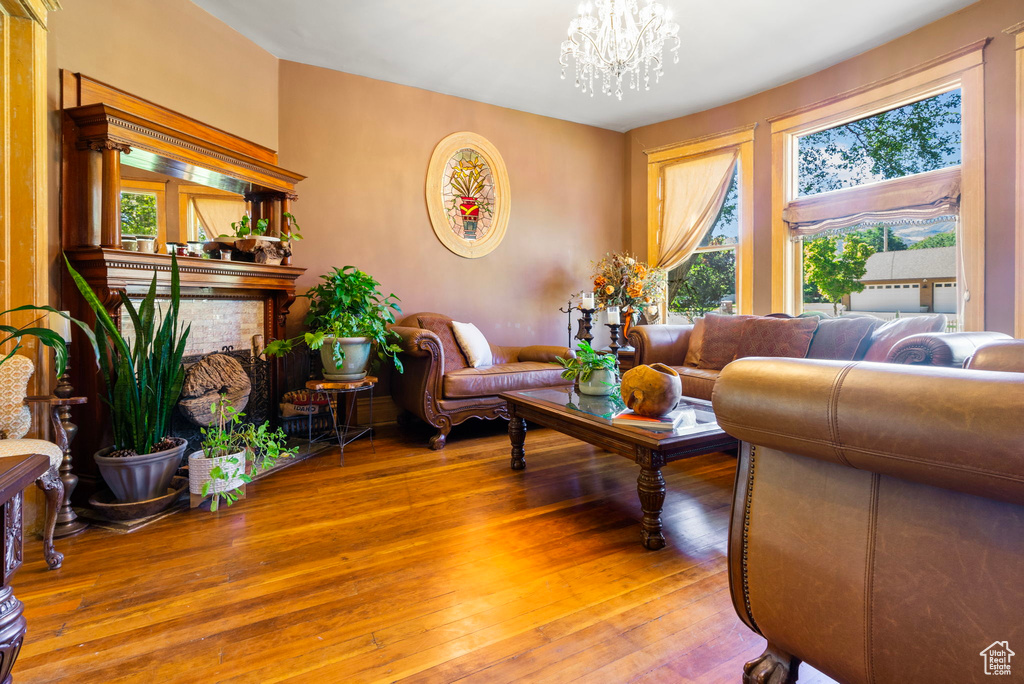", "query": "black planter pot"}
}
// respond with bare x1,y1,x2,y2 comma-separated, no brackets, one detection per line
93,438,187,503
